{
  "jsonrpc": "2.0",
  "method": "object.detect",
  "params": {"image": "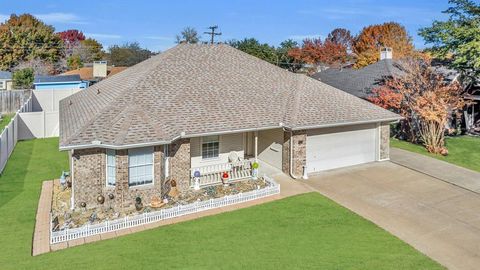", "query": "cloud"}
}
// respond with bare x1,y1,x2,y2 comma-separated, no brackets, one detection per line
144,36,174,41
85,33,122,39
297,6,440,21
288,34,324,41
0,14,9,22
34,12,87,24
